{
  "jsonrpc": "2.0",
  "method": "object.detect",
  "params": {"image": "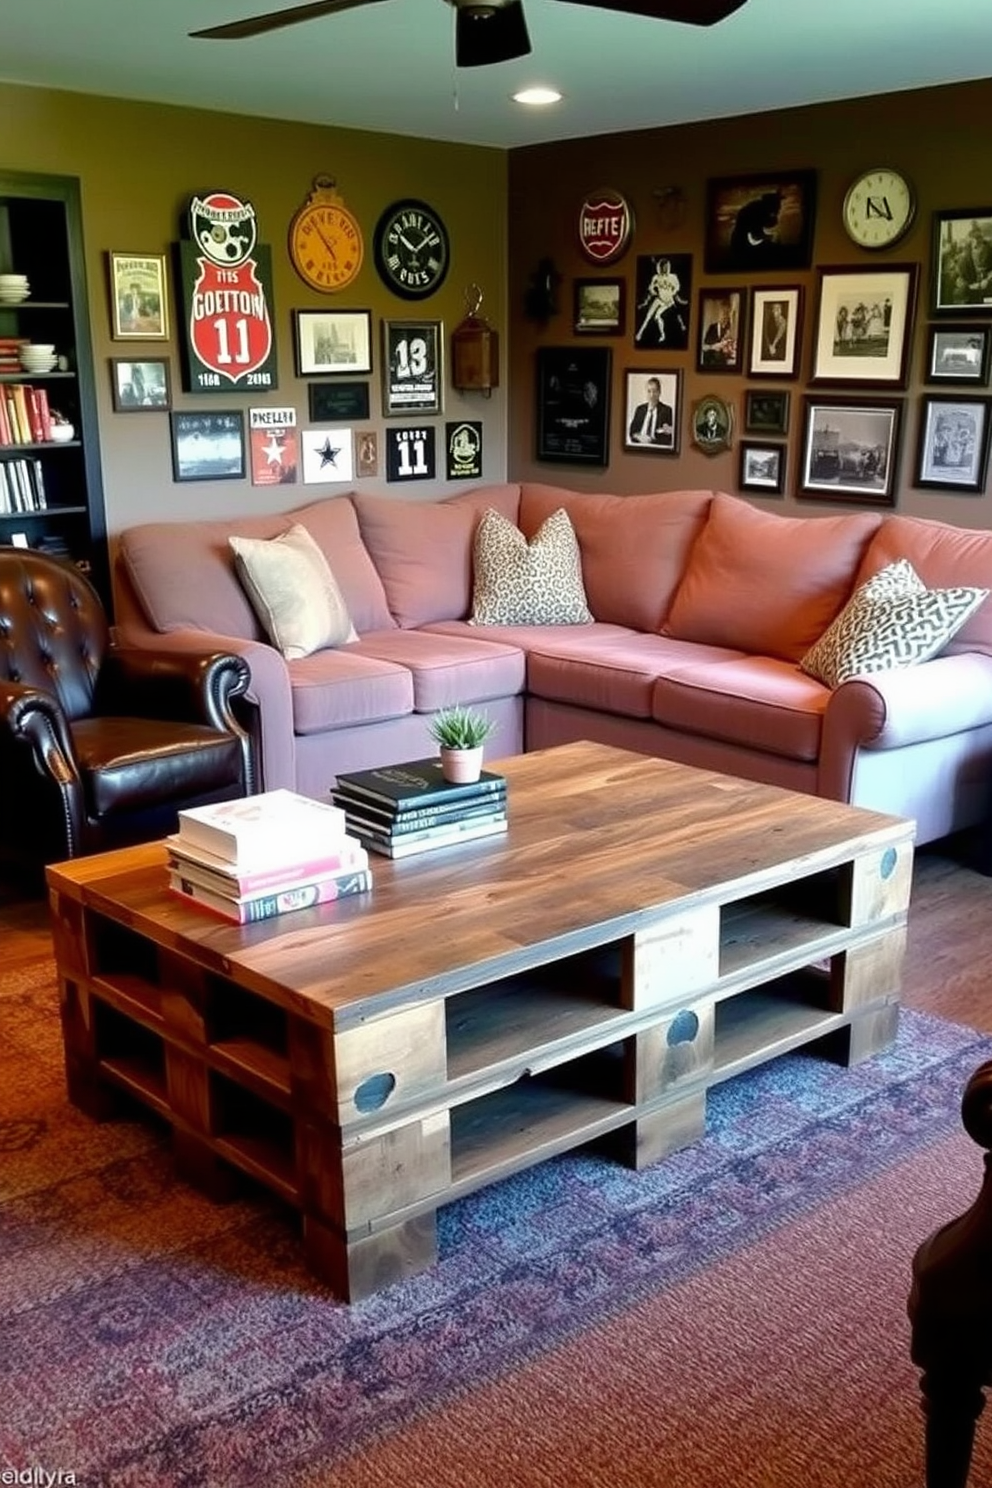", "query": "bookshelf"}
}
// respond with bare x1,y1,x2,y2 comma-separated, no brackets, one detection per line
0,170,108,601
